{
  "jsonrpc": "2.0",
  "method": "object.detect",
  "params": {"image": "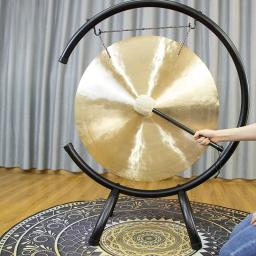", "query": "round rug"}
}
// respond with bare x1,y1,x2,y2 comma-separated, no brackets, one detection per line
0,197,248,256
